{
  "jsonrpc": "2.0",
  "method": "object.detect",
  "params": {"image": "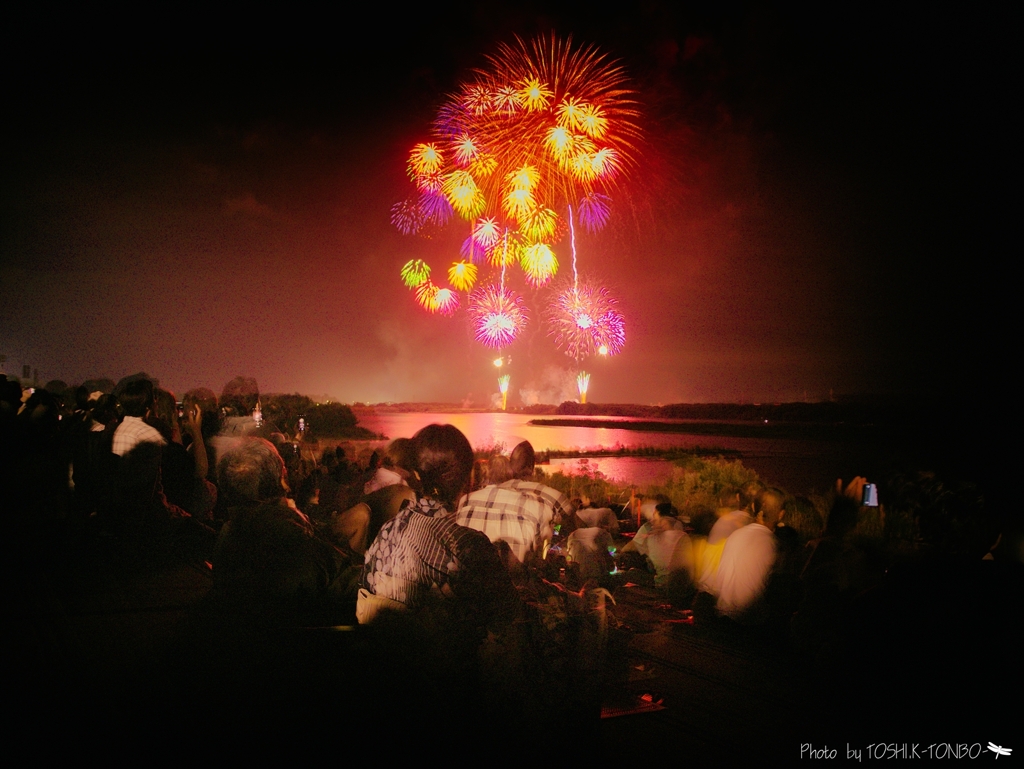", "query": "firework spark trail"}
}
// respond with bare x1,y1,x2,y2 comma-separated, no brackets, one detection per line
569,204,578,290
498,374,511,410
576,371,590,404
